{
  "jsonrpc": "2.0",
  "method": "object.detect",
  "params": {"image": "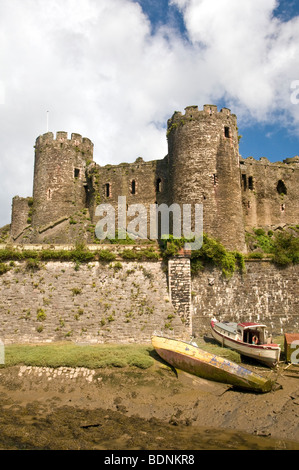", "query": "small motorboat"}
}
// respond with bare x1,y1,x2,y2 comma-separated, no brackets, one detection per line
210,319,281,368
151,335,275,393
